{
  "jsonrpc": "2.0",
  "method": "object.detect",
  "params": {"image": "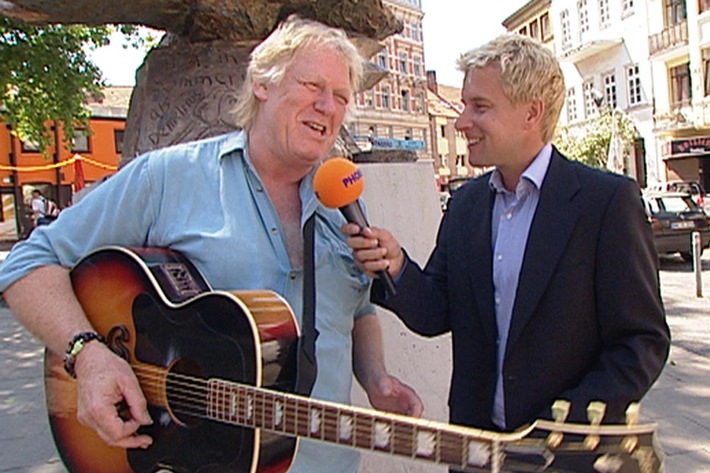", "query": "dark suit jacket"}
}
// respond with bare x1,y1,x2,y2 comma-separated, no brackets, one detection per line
373,148,670,431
